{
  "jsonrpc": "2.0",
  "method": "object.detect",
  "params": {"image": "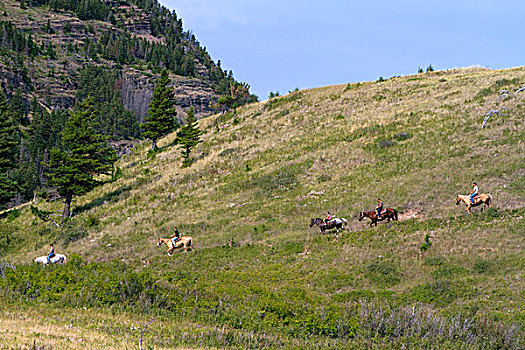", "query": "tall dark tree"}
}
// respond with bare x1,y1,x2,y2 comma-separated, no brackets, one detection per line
46,97,116,222
175,106,202,167
141,69,177,149
0,91,18,207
